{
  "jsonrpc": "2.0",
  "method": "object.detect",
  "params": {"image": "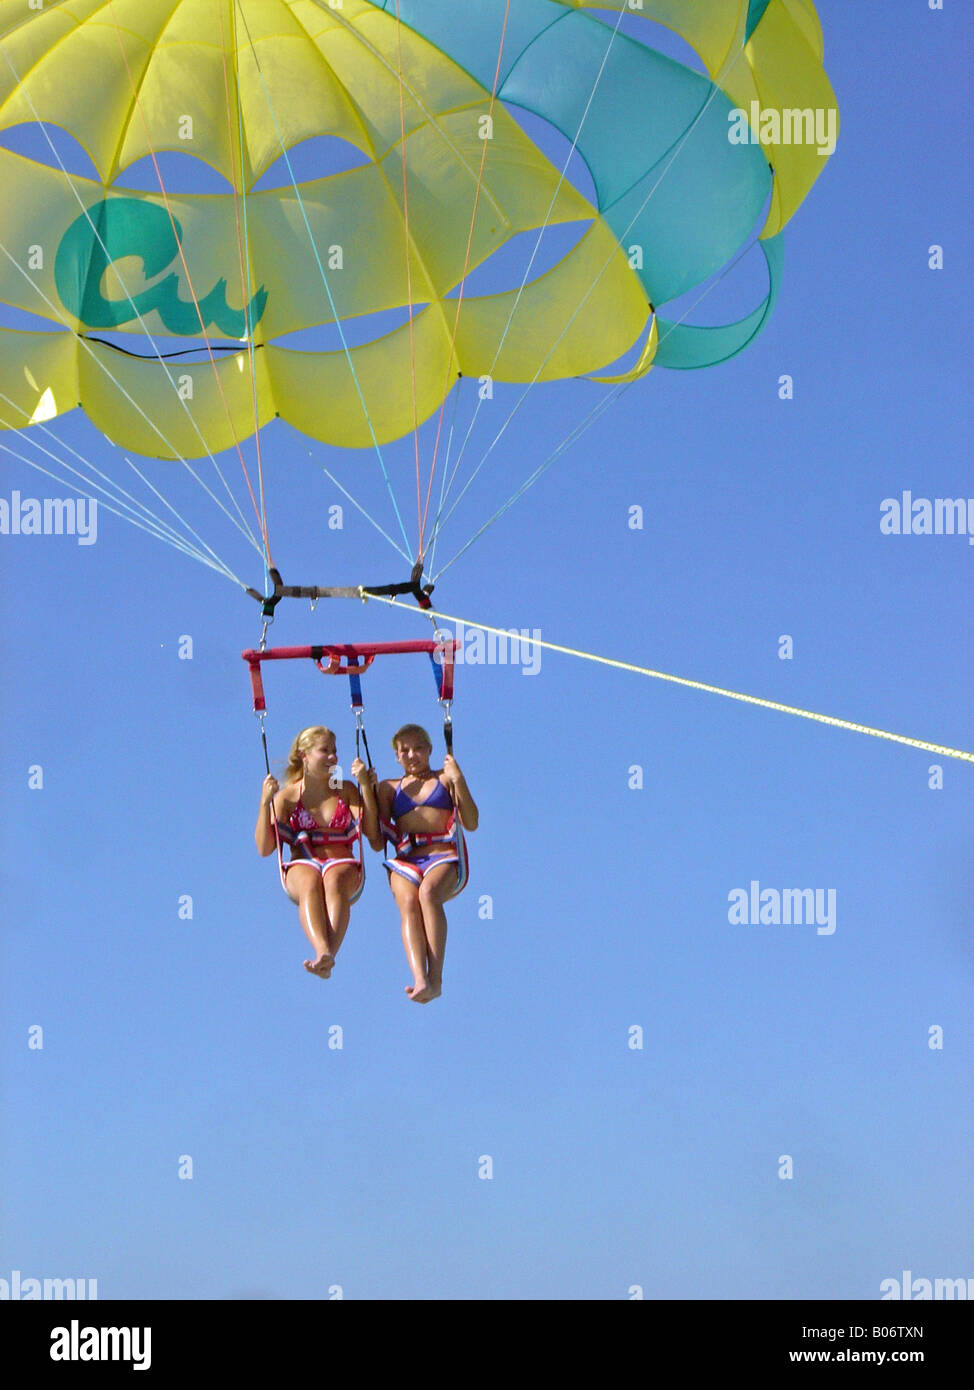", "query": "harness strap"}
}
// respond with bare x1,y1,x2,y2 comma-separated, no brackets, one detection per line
247,561,434,616
278,821,360,851
274,812,366,909
380,812,458,858
348,670,374,770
